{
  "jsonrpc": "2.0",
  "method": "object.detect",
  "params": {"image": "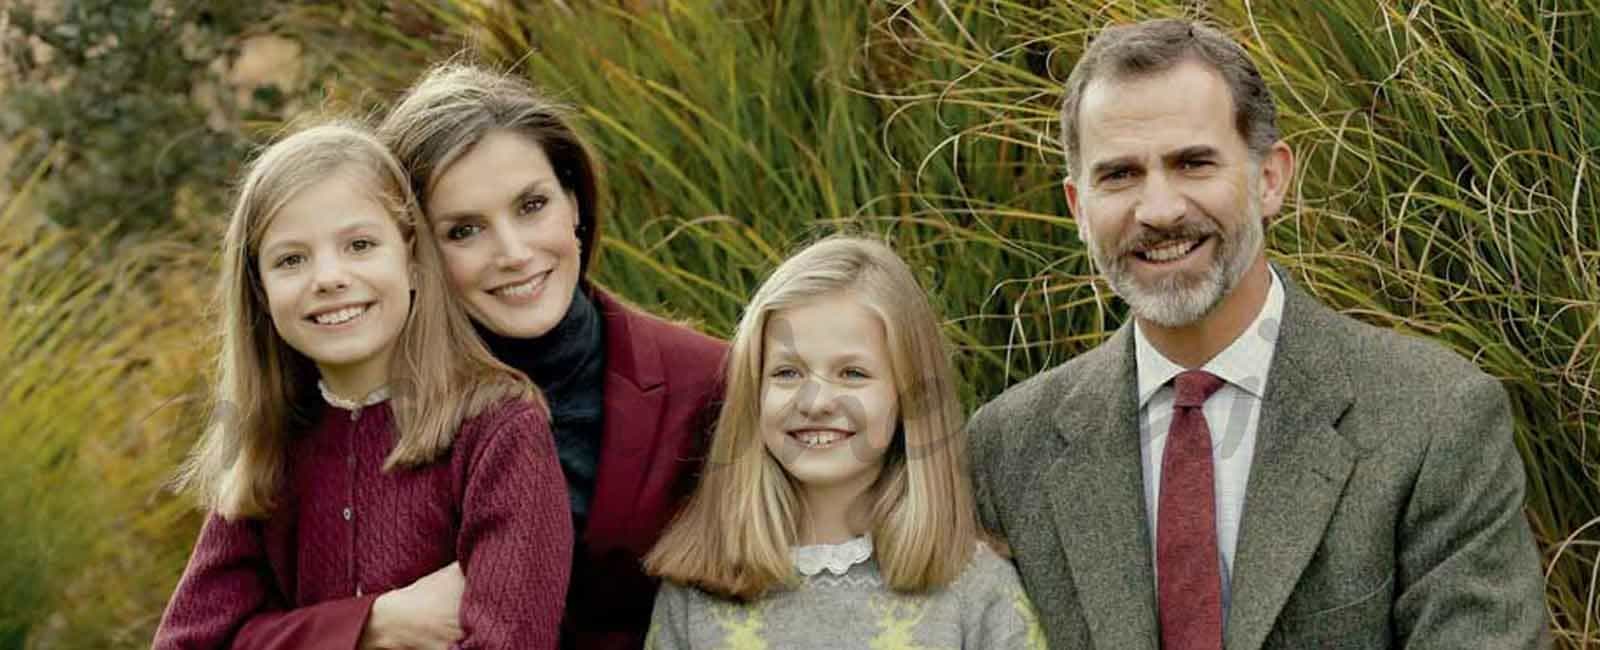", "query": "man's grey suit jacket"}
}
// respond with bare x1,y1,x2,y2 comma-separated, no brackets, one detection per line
967,273,1547,649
